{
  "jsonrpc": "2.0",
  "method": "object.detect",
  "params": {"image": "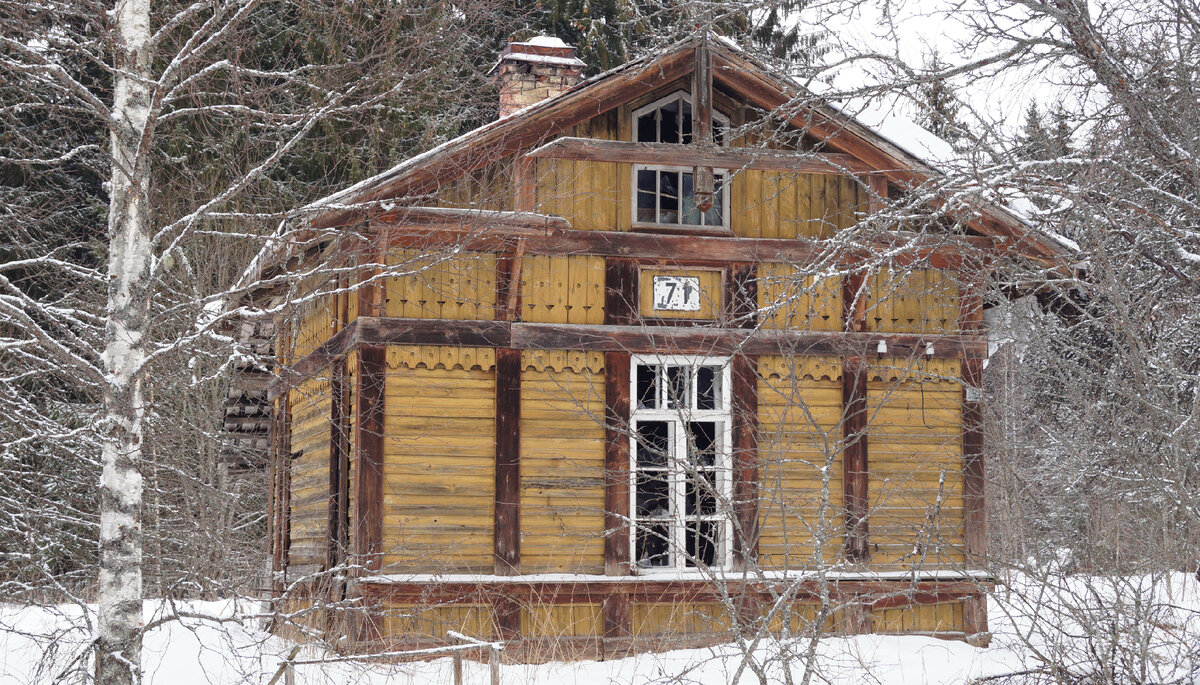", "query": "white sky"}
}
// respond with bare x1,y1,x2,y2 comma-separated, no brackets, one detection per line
794,0,1076,135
